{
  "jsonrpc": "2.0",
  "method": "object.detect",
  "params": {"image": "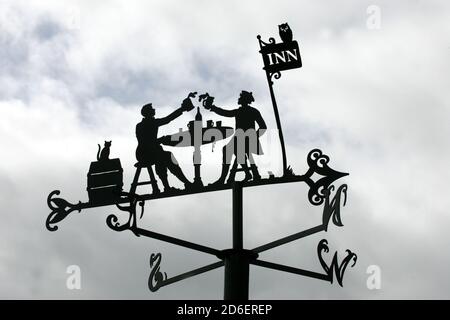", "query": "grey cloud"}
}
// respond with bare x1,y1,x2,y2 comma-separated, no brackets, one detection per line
34,16,63,41
0,0,449,299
